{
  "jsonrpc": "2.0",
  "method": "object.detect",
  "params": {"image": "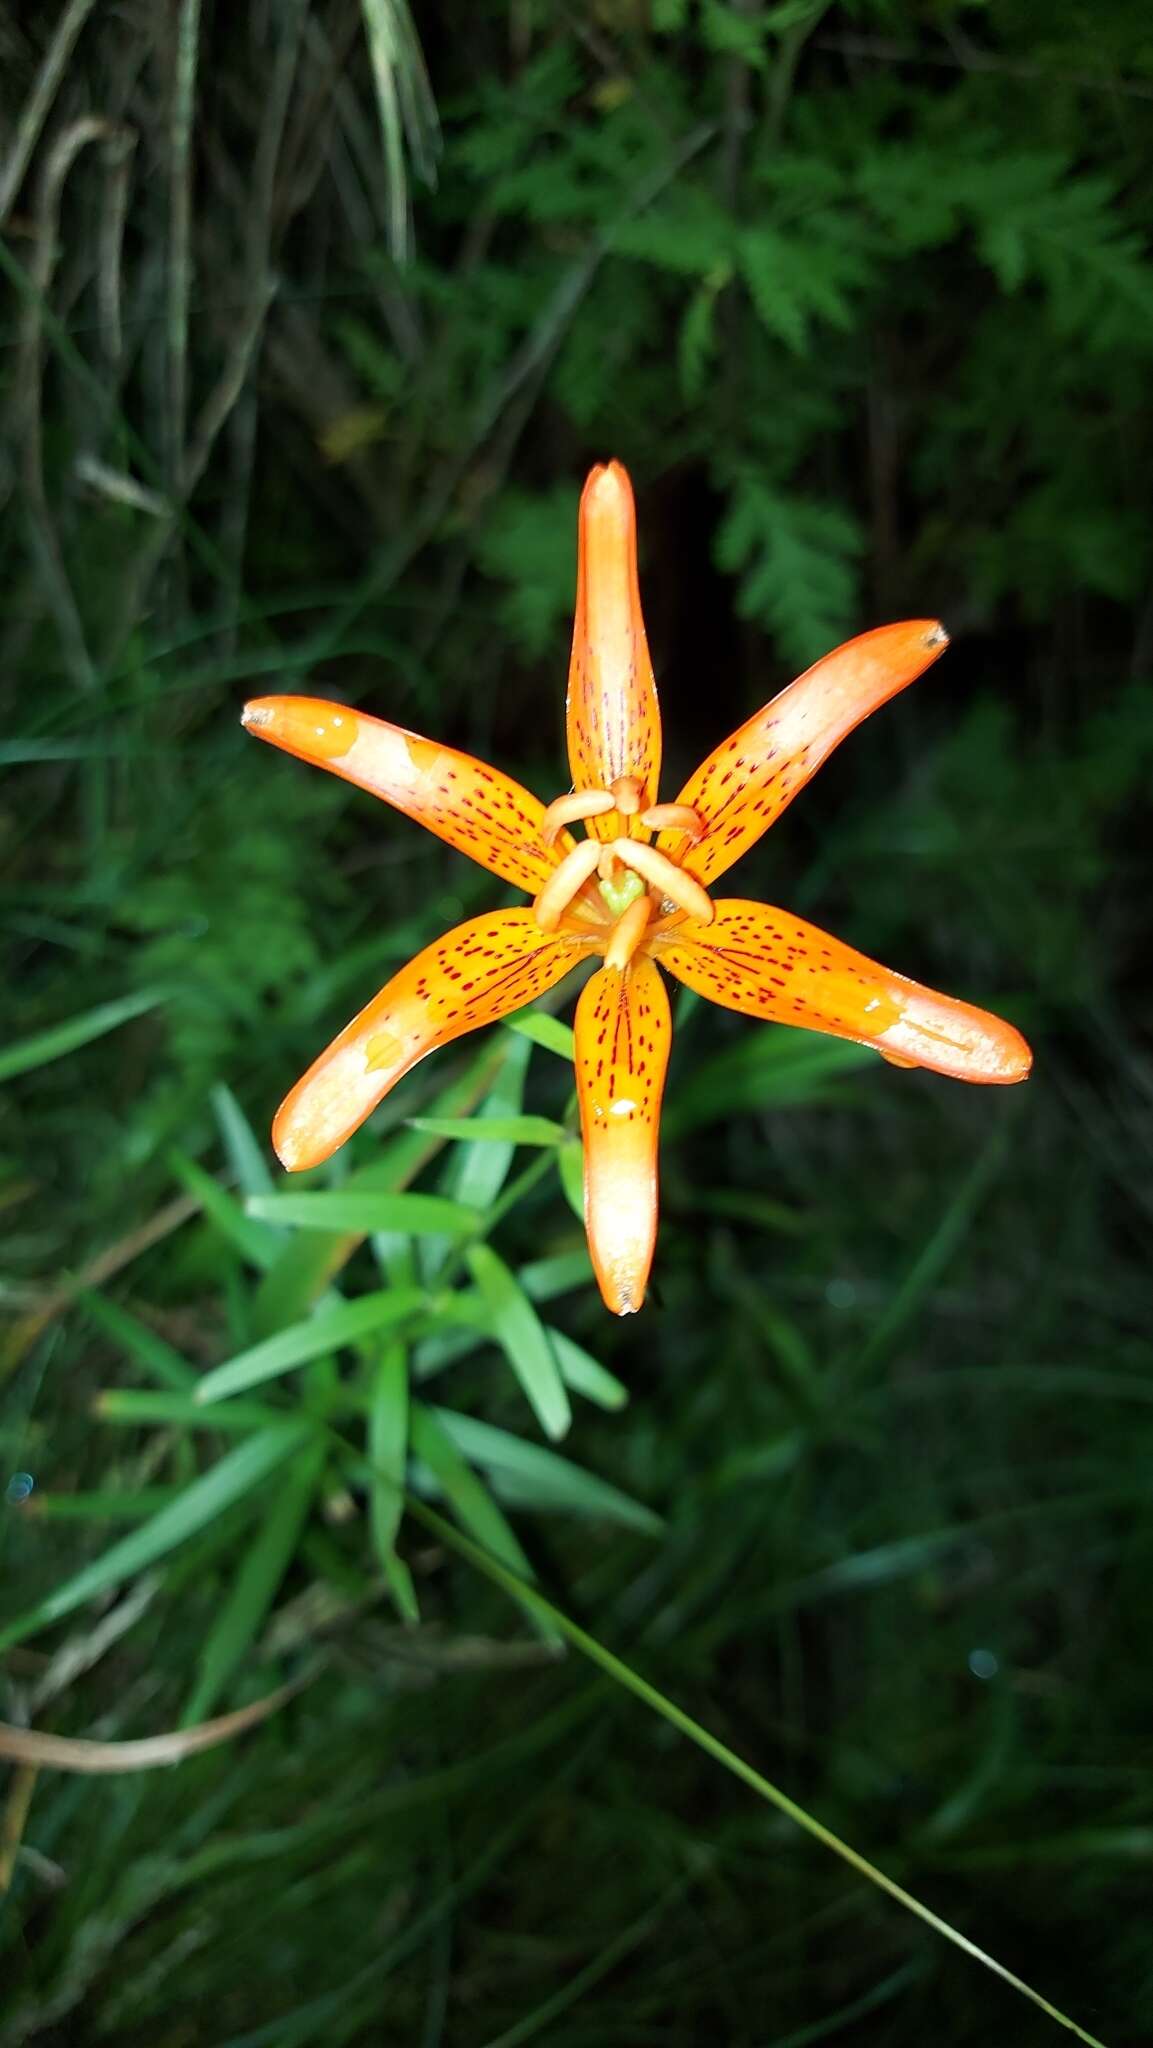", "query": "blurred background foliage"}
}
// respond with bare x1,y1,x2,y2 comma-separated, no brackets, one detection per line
2,0,1152,2041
